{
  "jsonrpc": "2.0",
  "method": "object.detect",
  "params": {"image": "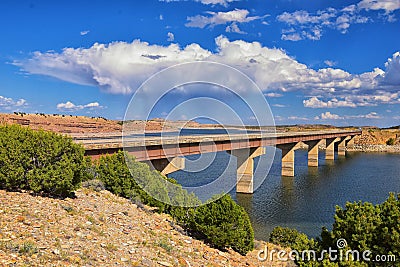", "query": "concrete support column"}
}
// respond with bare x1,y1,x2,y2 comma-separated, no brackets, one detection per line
346,135,356,147
229,147,265,194
337,136,351,156
277,142,301,177
150,157,185,176
325,138,341,160
304,140,322,167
